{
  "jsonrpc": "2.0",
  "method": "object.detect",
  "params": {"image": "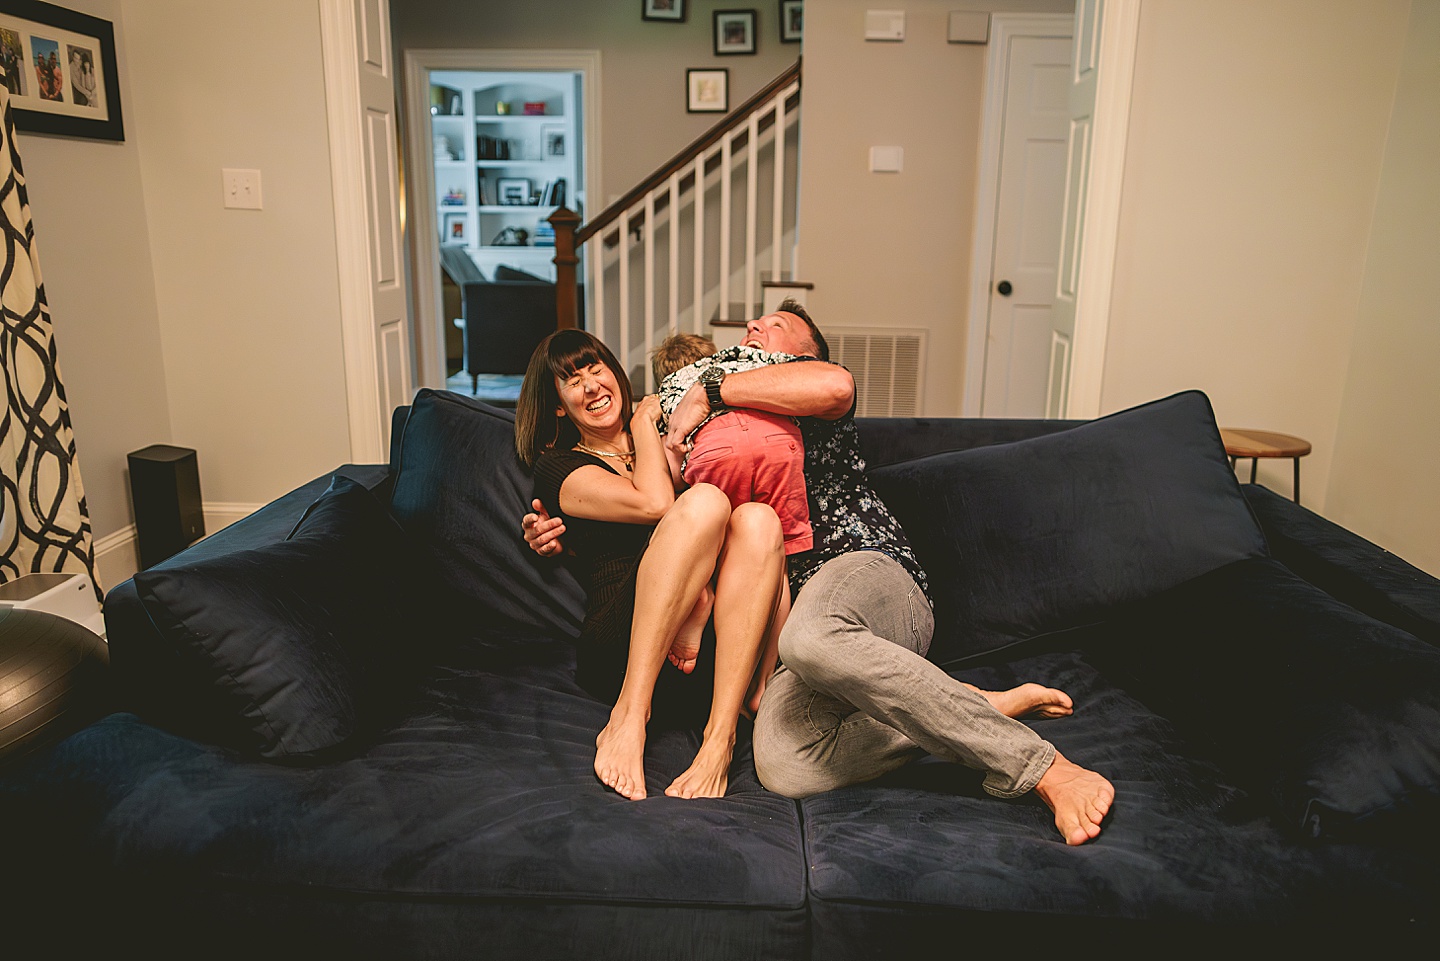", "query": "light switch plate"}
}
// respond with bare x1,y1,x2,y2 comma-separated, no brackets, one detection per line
869,146,903,173
948,11,991,44
865,10,905,41
222,168,262,210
